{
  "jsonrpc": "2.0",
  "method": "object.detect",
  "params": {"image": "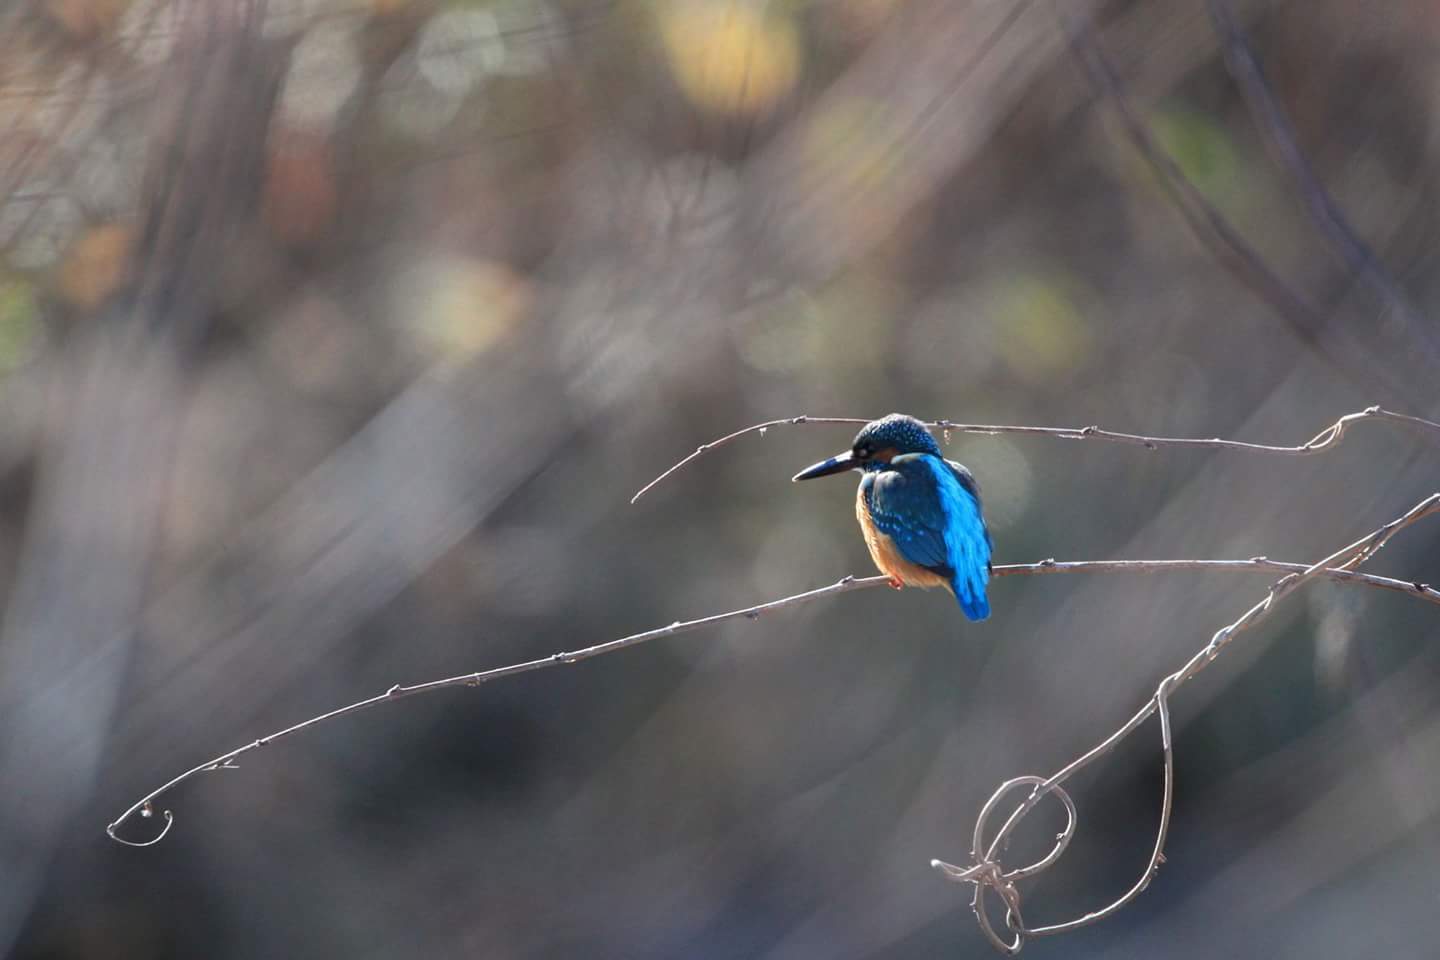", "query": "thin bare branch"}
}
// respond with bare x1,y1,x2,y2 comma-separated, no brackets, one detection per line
1204,0,1439,364
1051,3,1434,405
108,550,1440,846
630,406,1440,503
1051,5,1335,336
933,492,1440,954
